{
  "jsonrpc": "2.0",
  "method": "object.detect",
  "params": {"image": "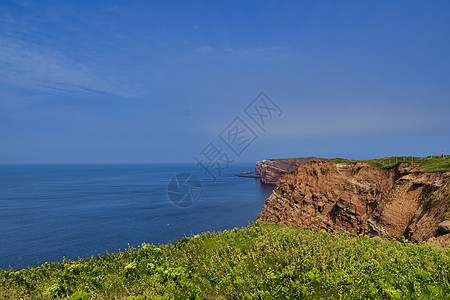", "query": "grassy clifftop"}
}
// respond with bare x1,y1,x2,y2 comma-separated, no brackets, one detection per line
2,223,450,299
281,156,450,172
